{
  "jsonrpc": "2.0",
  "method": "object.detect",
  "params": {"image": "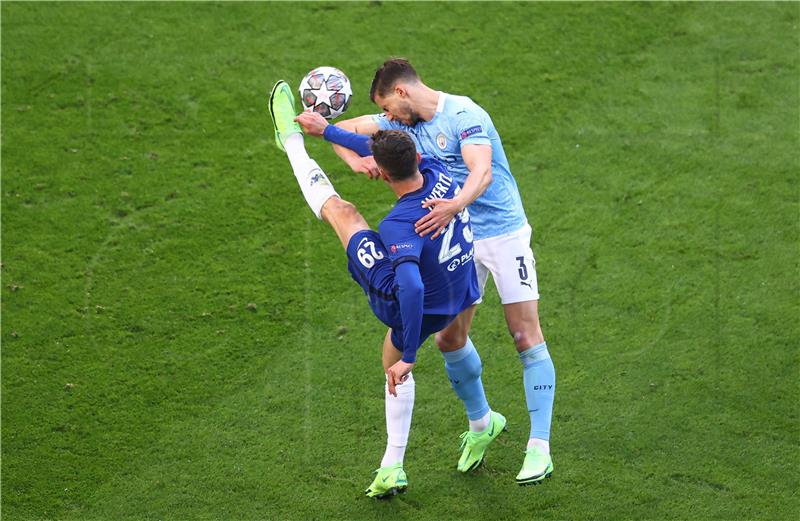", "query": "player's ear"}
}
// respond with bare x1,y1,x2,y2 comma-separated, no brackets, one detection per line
416,153,421,164
395,84,407,98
